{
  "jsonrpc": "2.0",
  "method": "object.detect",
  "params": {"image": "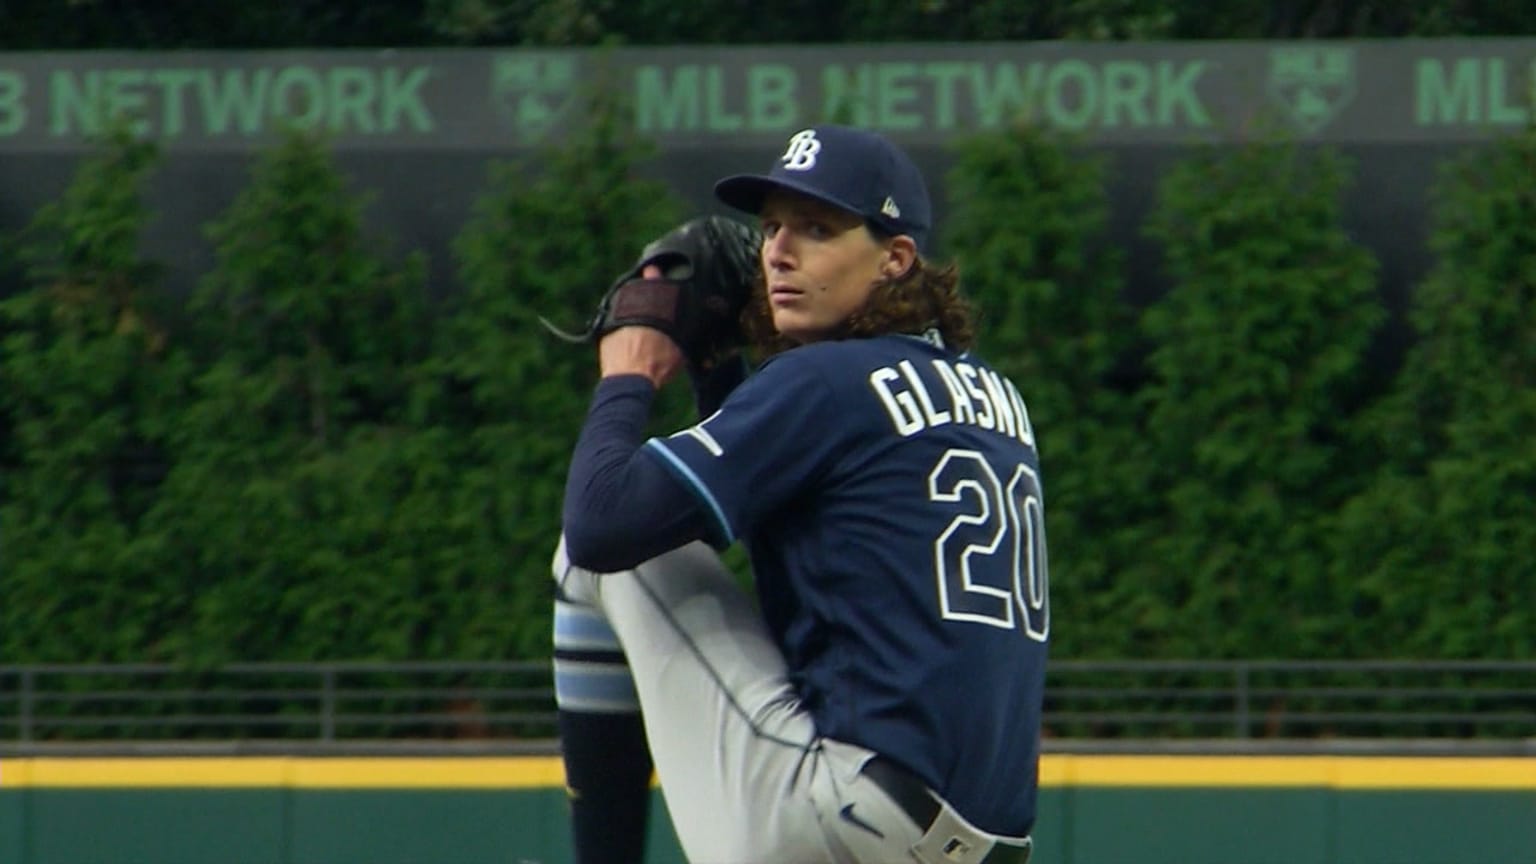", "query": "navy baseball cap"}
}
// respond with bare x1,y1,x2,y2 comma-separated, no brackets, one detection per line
714,124,933,253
